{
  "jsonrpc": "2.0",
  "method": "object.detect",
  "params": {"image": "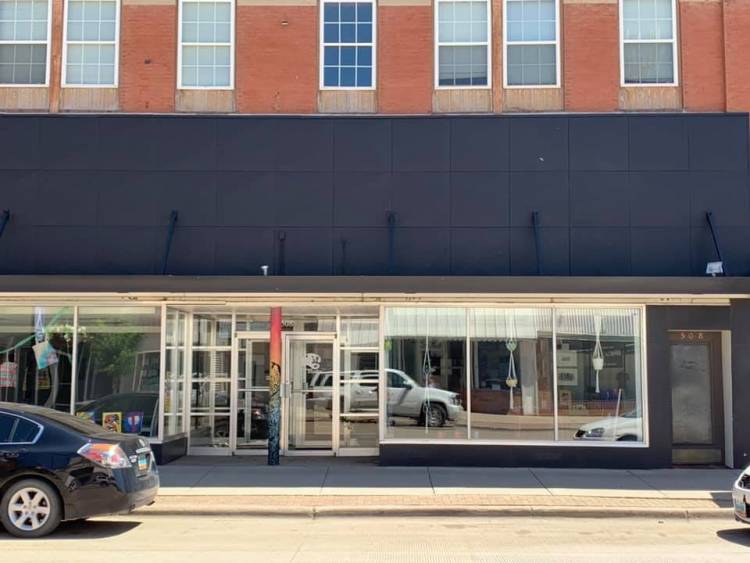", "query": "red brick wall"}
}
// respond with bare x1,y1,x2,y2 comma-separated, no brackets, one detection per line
724,0,750,112
235,6,318,113
563,3,620,112
120,5,177,113
378,5,432,114
680,1,725,111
